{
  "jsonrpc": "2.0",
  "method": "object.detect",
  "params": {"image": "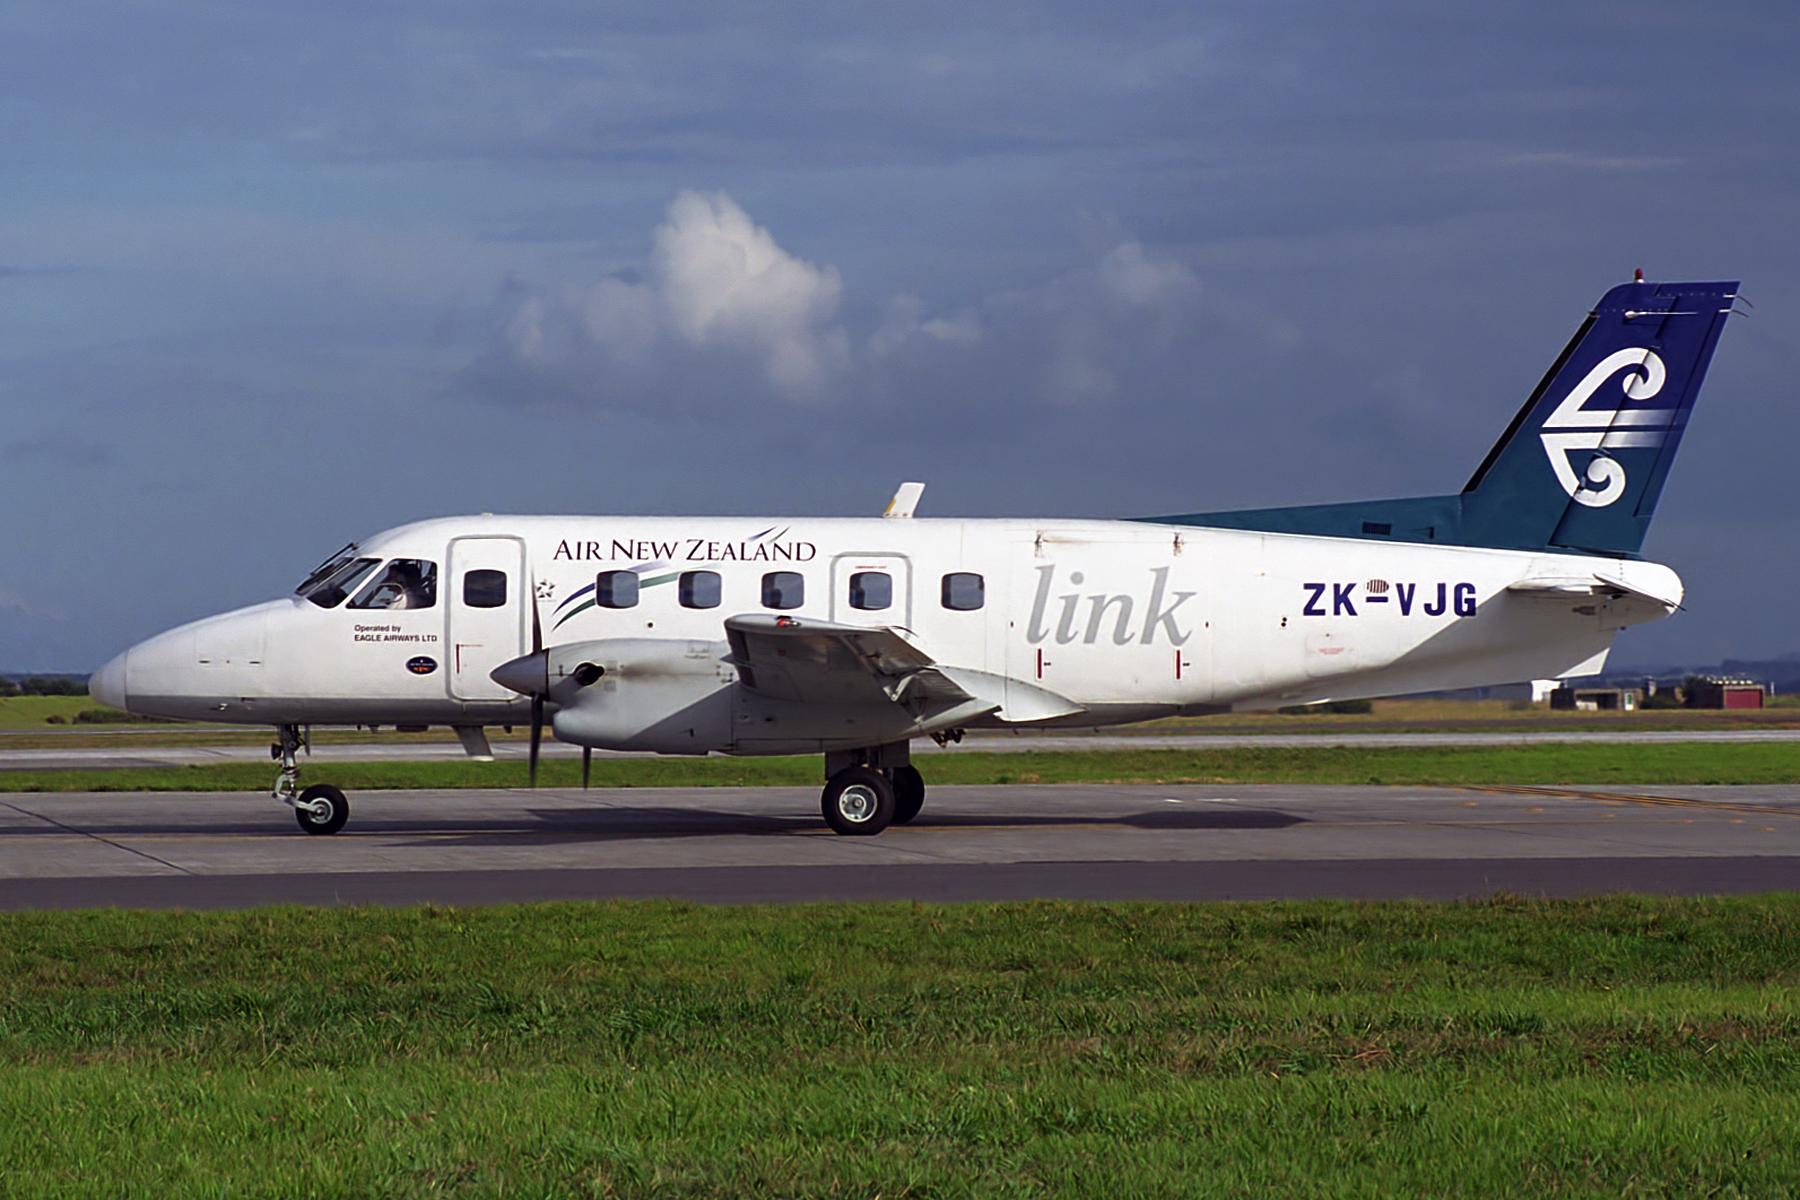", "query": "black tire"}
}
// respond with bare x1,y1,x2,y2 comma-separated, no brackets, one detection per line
295,783,349,835
821,767,894,836
891,765,925,825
